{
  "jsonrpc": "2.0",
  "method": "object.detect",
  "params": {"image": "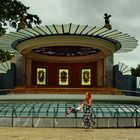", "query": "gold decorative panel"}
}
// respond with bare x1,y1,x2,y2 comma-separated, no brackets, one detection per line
81,68,91,85
37,68,46,85
59,69,69,85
